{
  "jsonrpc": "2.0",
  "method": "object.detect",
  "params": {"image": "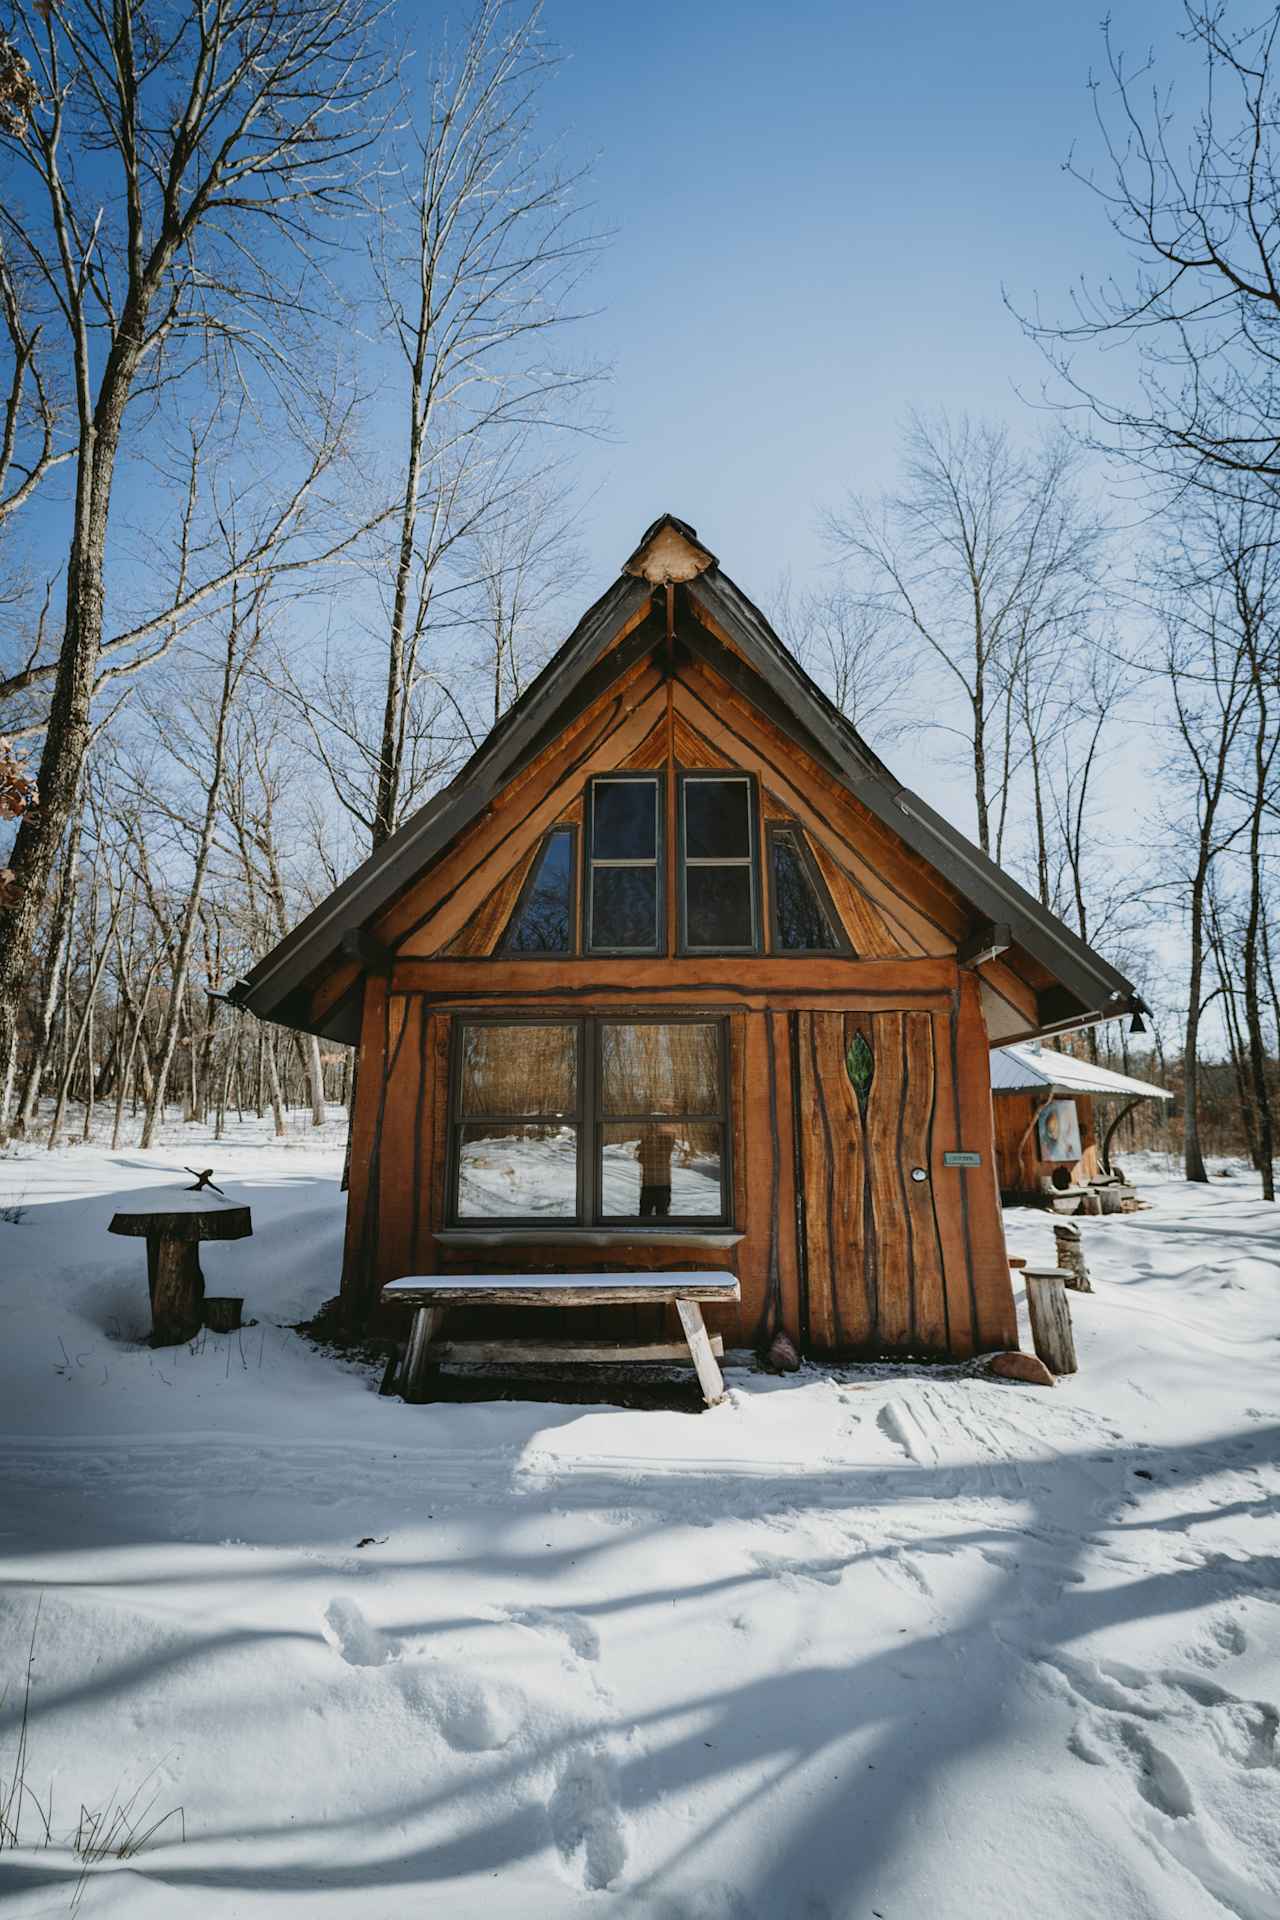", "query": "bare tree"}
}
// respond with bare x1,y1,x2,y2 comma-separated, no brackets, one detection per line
460,470,586,728
0,0,387,1127
355,0,600,848
772,577,906,739
136,566,267,1148
825,415,1109,854
1147,496,1261,1182
1025,4,1280,491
